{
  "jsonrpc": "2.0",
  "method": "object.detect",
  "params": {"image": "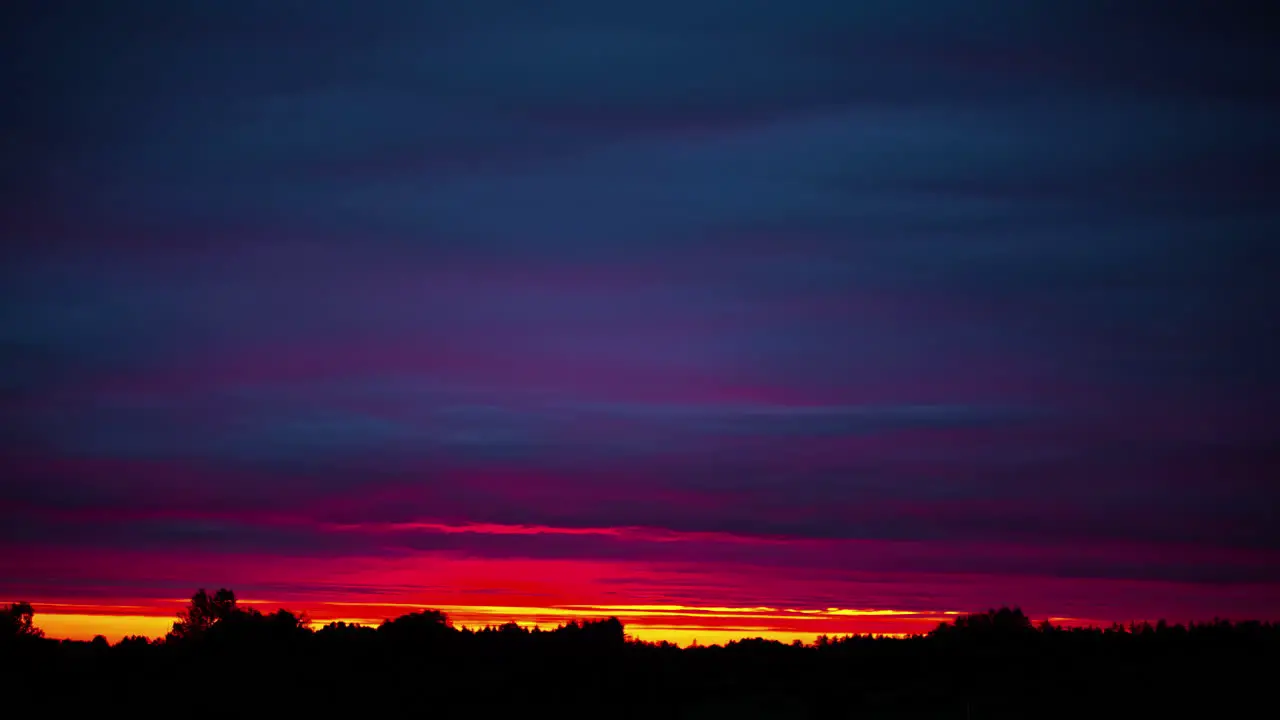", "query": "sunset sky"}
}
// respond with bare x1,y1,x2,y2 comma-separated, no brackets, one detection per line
3,2,1278,644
